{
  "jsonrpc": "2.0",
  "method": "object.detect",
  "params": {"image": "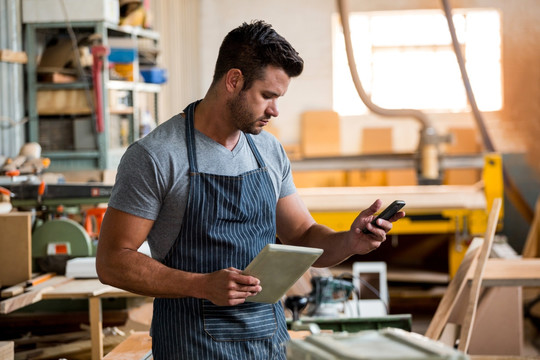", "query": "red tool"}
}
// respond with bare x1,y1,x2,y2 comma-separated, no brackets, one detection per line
84,207,107,239
91,45,110,133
